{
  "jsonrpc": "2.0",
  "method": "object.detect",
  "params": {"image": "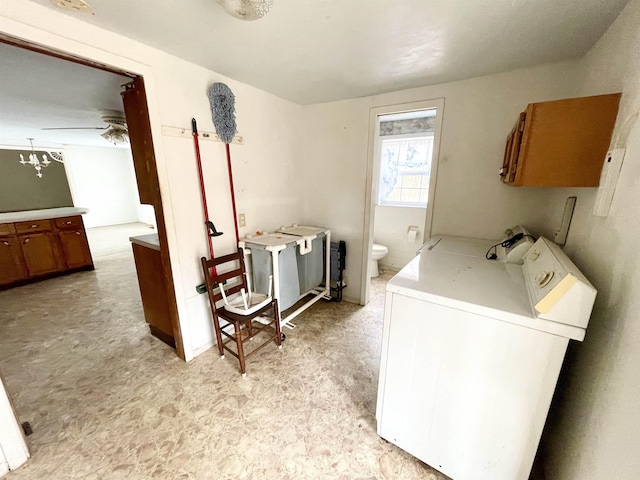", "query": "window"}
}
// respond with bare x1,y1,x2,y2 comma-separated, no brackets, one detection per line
378,134,434,206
